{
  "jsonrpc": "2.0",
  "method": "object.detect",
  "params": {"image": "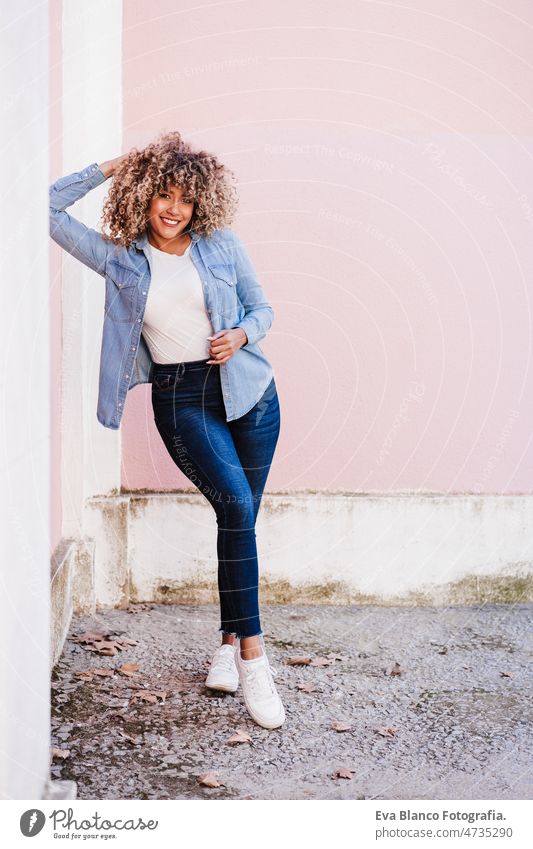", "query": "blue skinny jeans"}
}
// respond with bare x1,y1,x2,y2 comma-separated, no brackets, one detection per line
151,359,280,639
